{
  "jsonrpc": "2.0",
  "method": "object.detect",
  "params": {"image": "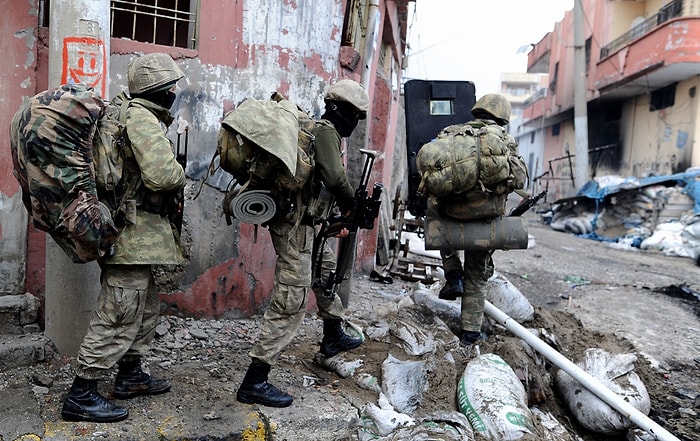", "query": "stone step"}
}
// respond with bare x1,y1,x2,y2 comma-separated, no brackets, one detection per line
0,293,51,370
0,293,41,335
0,334,53,370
